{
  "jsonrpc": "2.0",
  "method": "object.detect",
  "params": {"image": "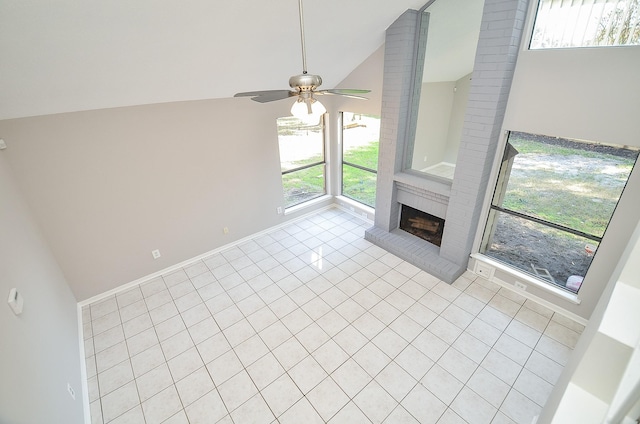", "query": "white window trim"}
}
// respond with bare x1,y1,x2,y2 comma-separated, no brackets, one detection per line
471,253,582,305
